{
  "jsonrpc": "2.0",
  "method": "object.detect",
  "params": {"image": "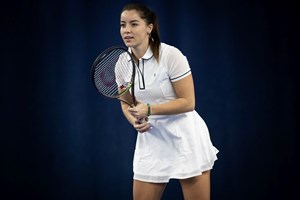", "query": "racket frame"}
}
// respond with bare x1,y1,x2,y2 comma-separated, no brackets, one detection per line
91,46,137,107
